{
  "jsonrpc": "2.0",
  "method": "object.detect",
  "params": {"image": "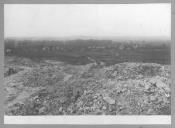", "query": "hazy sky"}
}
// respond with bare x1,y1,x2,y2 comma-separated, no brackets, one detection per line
4,4,171,39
